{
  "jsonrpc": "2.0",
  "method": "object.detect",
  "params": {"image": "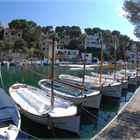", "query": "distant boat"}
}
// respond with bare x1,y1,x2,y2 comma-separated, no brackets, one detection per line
59,74,122,98
9,83,80,134
69,67,94,71
0,88,21,140
117,69,137,85
38,79,101,109
91,72,128,89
